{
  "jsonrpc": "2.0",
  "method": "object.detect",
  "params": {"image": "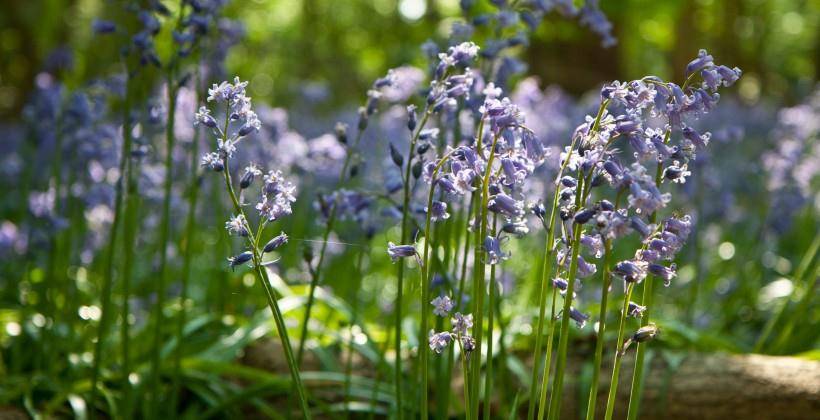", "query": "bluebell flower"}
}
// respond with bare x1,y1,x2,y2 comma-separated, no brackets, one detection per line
431,295,455,317
387,242,418,263
428,330,453,354
451,312,474,335
613,259,648,283
225,214,249,237
484,235,510,265
686,49,714,76
228,251,253,271
263,232,289,253
648,263,677,286
428,201,450,222
567,307,589,328
488,192,524,217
